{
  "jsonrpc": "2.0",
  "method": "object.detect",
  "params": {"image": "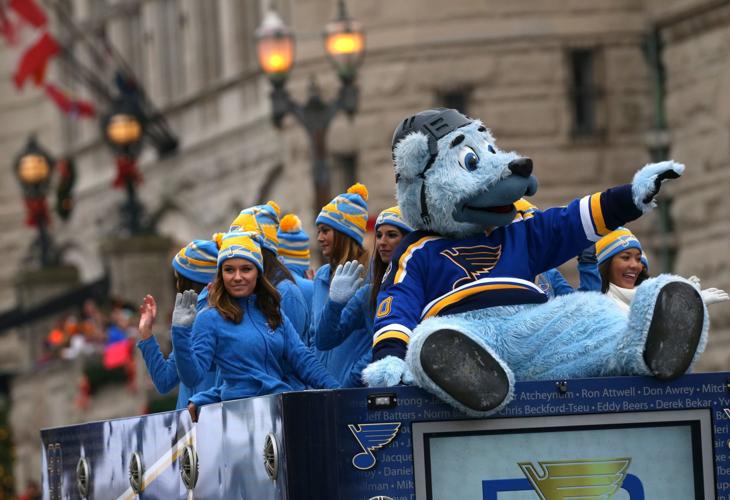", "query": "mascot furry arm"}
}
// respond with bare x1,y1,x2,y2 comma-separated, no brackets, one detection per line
362,110,701,416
